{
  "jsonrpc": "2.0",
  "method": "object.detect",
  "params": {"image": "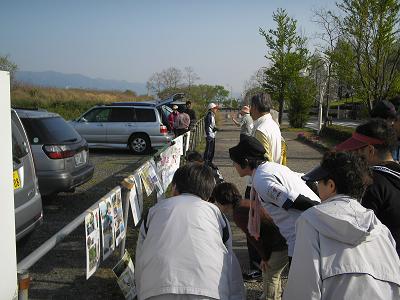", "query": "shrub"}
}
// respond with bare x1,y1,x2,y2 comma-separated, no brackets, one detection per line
319,124,353,143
